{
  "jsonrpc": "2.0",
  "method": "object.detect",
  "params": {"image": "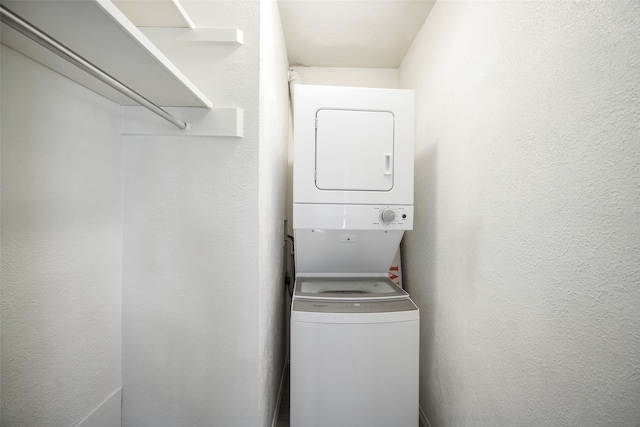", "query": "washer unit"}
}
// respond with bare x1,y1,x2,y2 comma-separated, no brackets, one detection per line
291,279,419,427
291,85,418,427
